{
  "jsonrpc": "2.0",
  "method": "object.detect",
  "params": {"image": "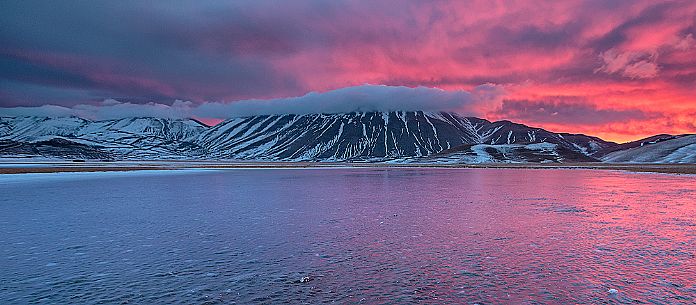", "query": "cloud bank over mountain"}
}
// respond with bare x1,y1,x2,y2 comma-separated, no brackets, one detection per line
0,85,502,121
